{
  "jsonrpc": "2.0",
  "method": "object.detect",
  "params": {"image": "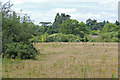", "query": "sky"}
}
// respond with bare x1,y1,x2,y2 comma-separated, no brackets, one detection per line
1,0,119,25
